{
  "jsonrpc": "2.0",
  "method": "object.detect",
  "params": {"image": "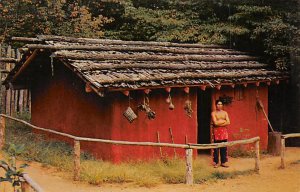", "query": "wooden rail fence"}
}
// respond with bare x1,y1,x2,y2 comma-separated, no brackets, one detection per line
0,44,31,116
0,114,261,185
280,133,300,169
